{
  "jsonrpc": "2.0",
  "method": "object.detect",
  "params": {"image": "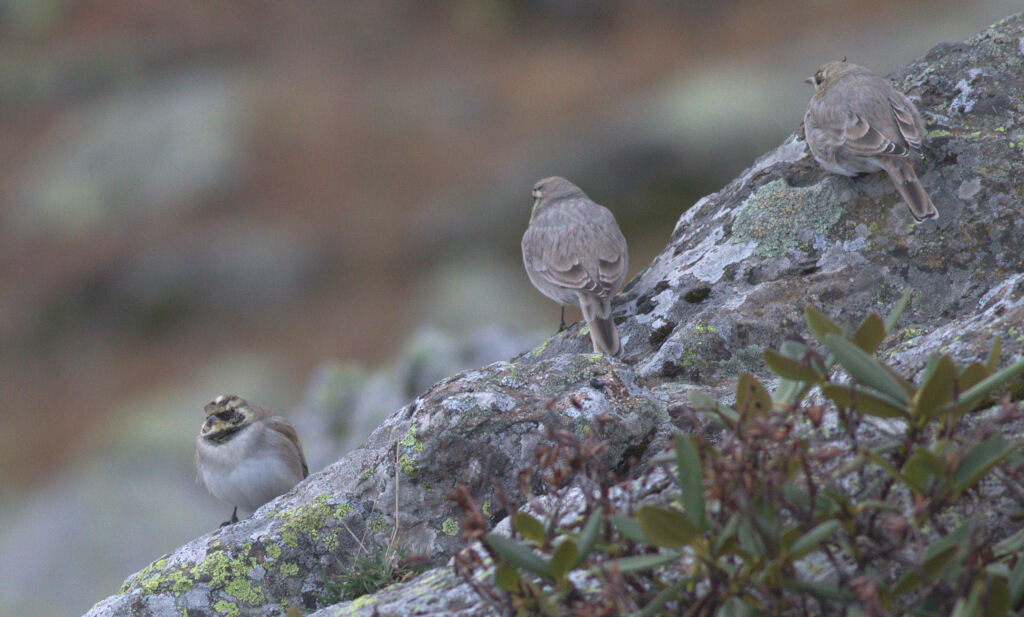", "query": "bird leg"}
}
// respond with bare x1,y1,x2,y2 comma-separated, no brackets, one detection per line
220,507,239,527
558,306,567,333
